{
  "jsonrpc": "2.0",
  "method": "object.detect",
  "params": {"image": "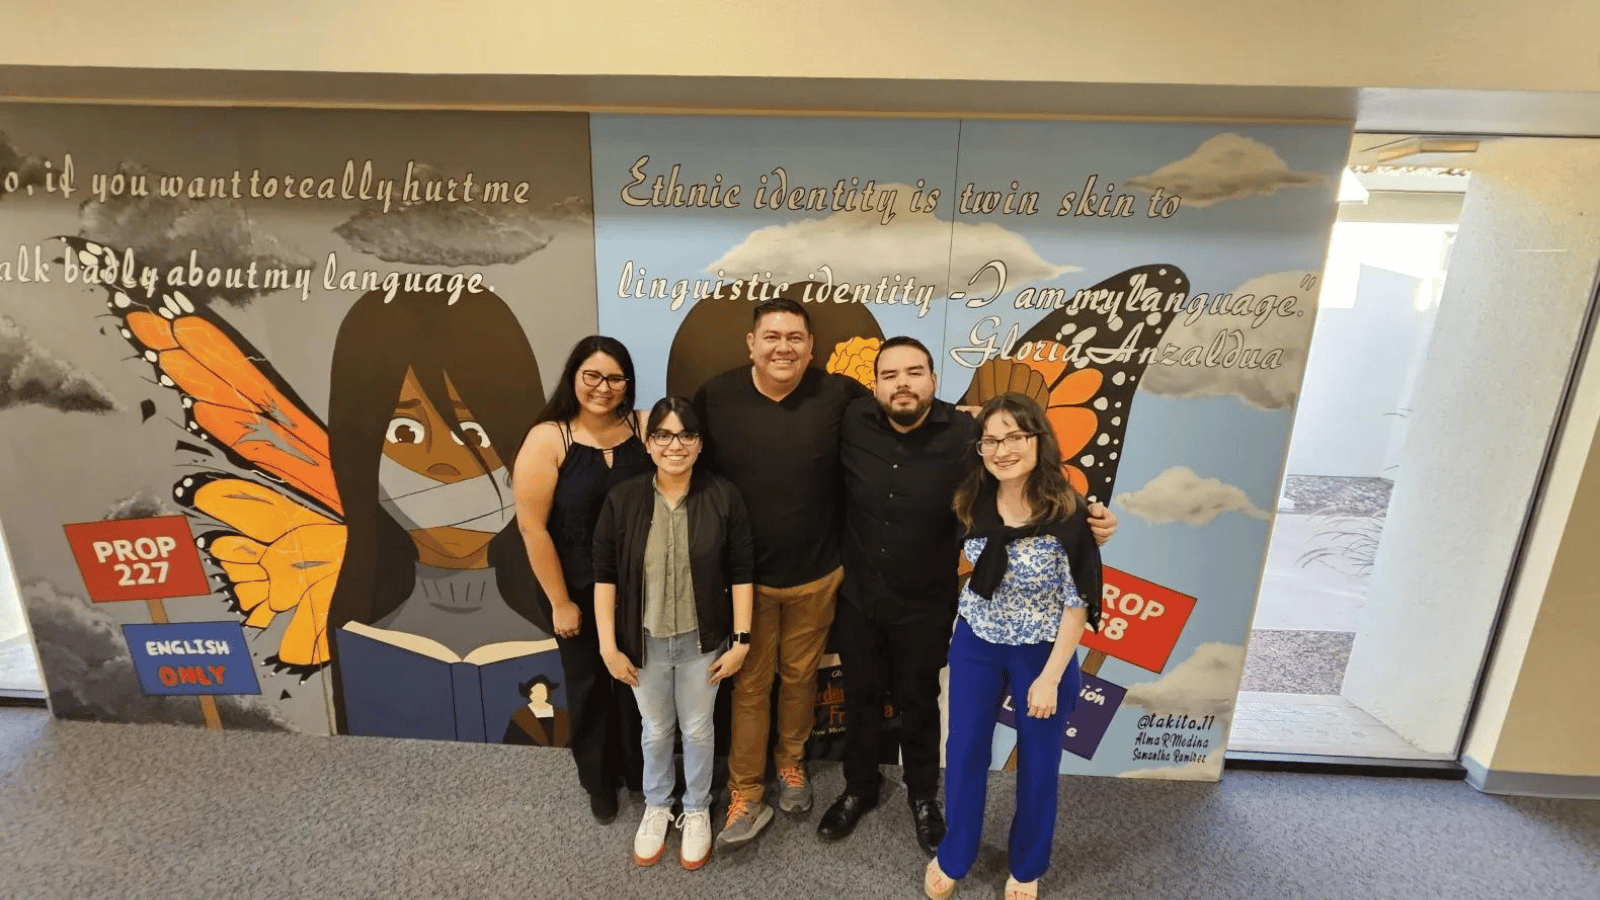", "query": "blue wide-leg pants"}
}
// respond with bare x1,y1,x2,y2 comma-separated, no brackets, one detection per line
937,617,1080,883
